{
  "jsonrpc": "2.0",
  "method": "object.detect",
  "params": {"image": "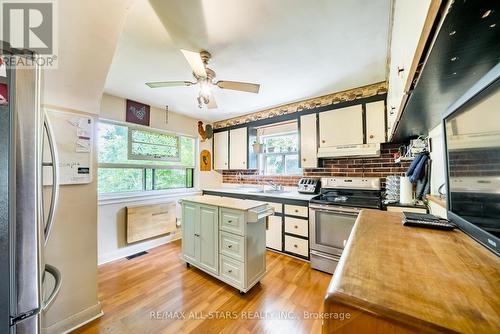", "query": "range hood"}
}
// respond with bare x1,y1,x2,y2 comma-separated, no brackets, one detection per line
317,143,381,158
